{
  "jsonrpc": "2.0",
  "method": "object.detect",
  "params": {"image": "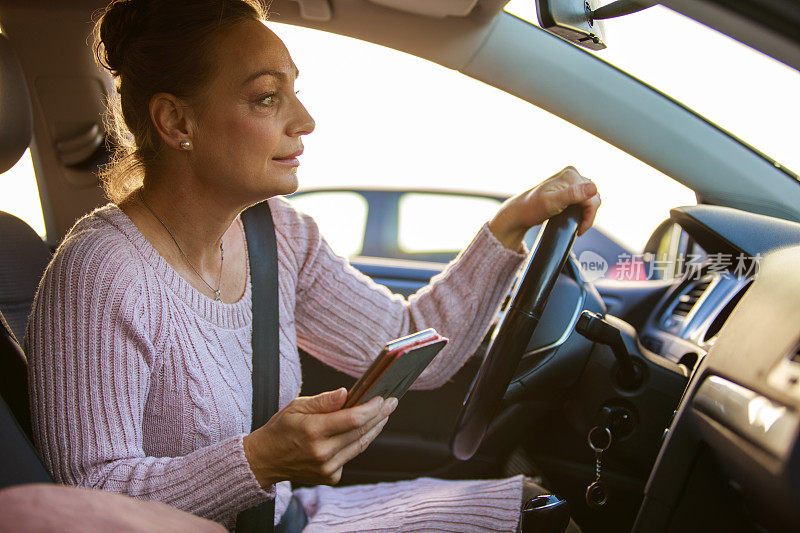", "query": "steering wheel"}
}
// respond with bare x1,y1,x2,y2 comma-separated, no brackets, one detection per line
451,205,582,460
